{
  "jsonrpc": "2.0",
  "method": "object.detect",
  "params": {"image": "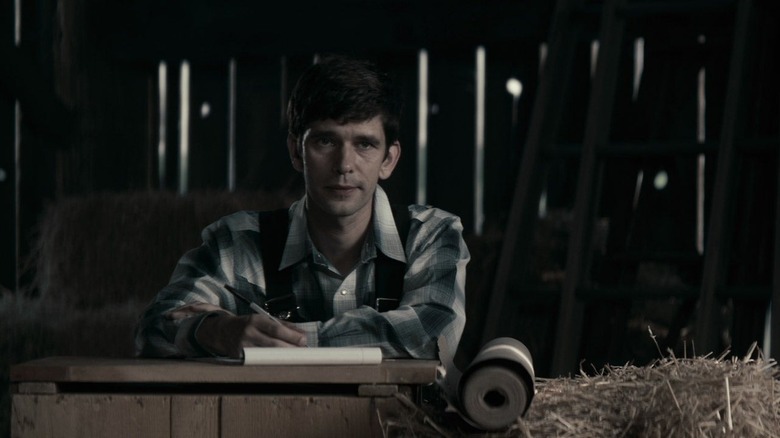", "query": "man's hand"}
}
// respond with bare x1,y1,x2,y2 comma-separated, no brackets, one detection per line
196,313,308,357
166,303,308,358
